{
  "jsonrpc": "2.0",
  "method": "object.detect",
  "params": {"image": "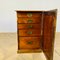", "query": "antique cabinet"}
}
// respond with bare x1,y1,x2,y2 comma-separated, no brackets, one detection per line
16,9,57,60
